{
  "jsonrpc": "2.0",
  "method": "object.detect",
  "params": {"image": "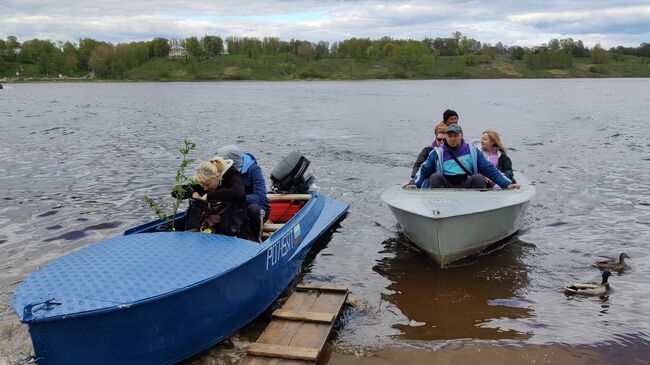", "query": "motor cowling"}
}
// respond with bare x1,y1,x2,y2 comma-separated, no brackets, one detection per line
270,152,315,193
